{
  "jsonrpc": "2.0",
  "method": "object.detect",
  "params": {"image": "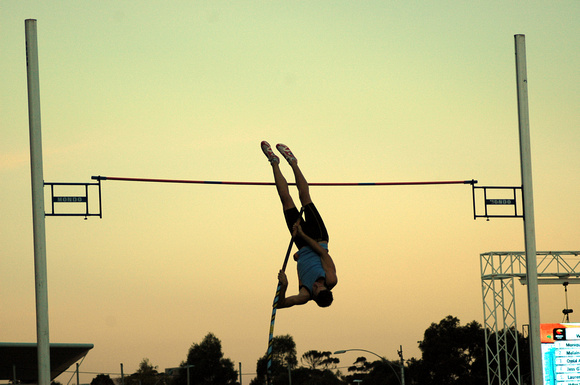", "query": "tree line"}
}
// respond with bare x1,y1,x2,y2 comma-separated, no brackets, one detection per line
67,315,530,385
